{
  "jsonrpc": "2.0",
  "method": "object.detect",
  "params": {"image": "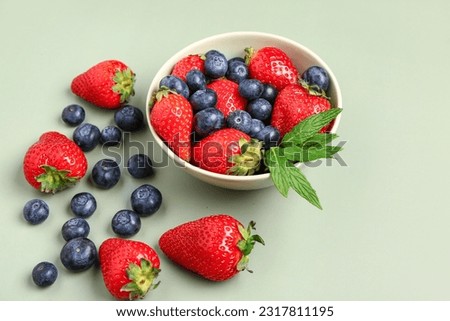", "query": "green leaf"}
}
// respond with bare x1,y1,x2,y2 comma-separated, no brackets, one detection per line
283,144,343,163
